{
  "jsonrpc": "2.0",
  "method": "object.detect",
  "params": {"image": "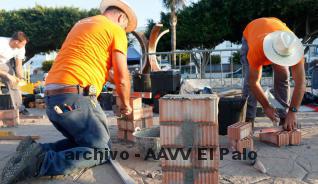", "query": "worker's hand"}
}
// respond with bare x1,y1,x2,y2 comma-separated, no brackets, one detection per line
5,74,19,89
264,106,279,124
283,111,297,131
120,105,132,119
